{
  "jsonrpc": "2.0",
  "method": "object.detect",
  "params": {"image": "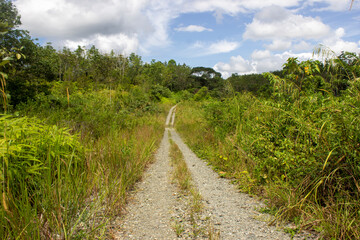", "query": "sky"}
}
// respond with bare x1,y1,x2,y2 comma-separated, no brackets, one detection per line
14,0,360,78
